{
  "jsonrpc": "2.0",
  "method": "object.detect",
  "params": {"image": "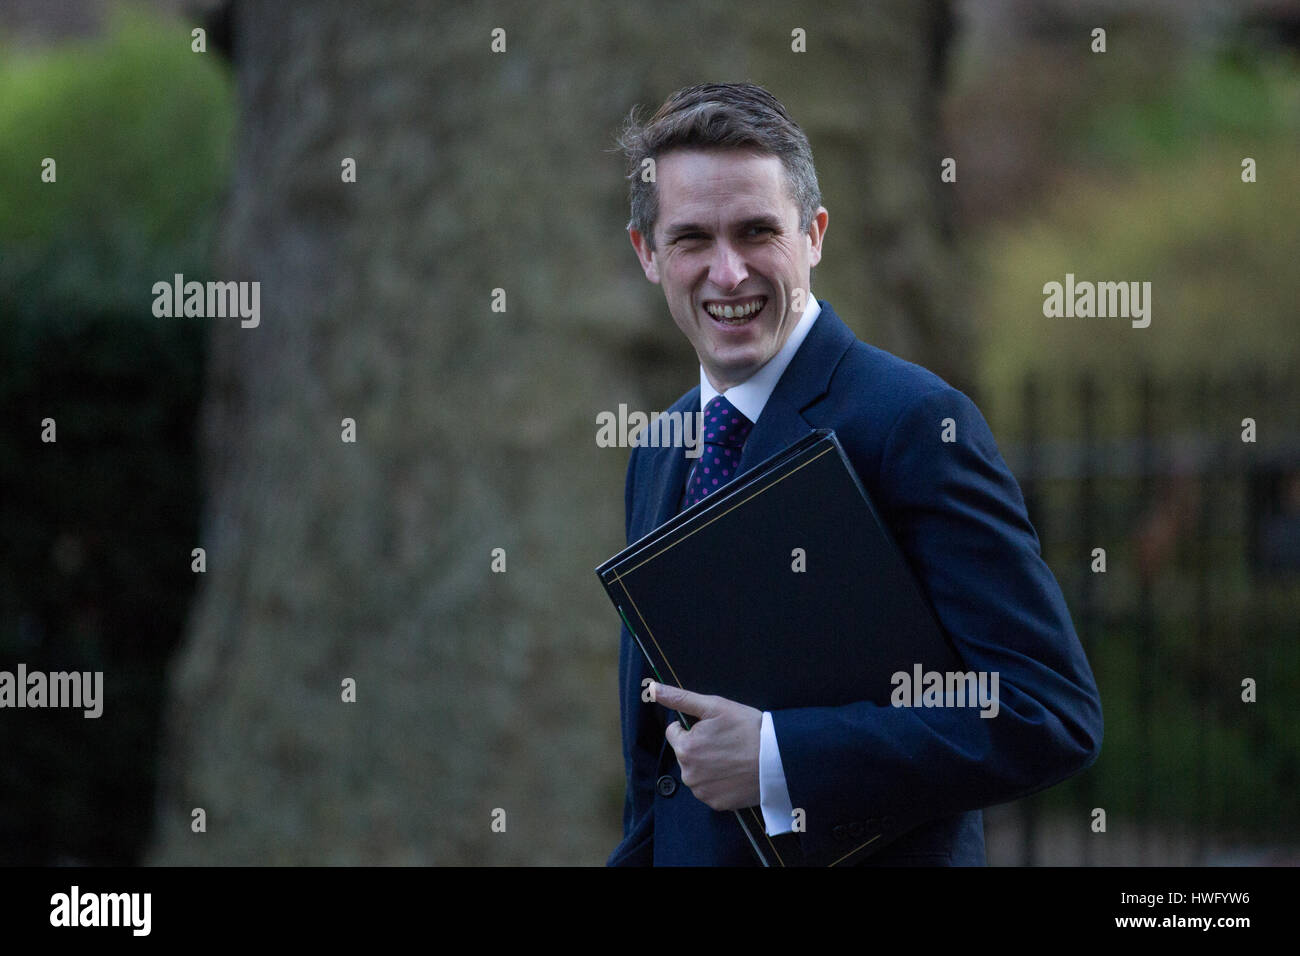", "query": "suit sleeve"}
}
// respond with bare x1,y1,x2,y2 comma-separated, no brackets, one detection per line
769,386,1103,864
606,446,660,866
